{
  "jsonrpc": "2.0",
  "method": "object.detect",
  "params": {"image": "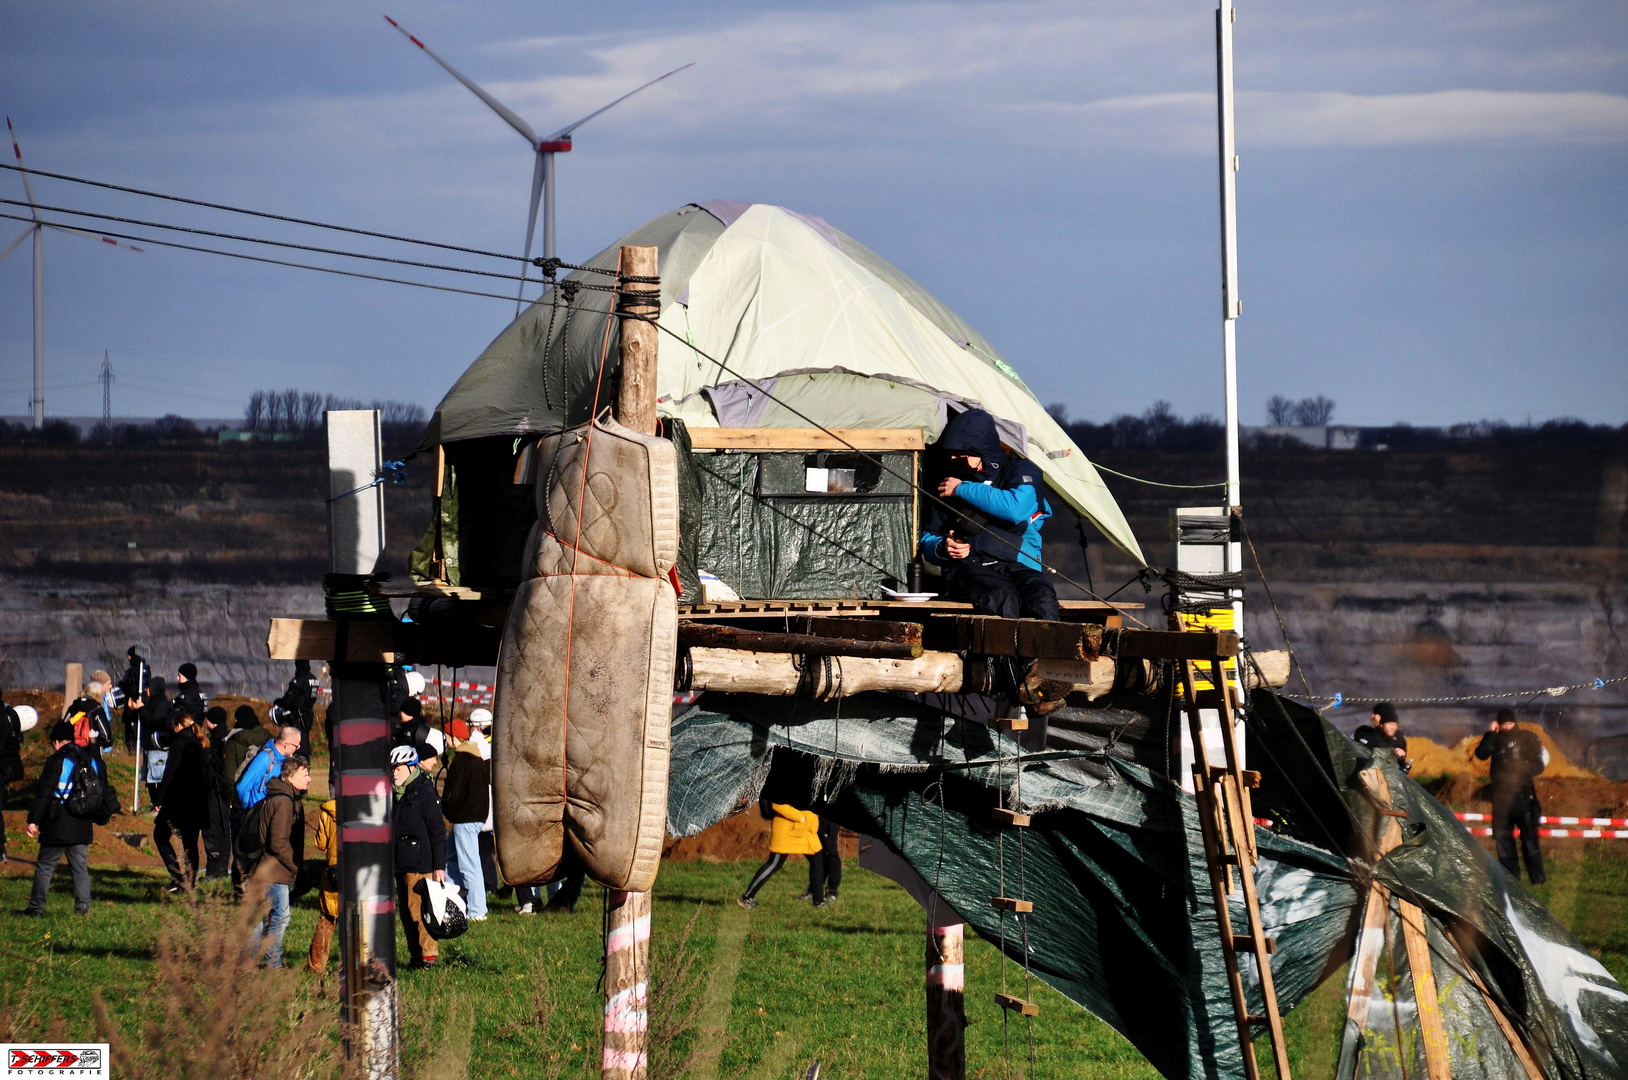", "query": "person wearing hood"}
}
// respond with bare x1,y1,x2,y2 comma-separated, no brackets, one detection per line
200,706,233,878
920,408,1064,712
153,711,210,892
173,663,205,723
135,676,173,805
118,646,151,753
441,727,491,921
390,743,447,968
